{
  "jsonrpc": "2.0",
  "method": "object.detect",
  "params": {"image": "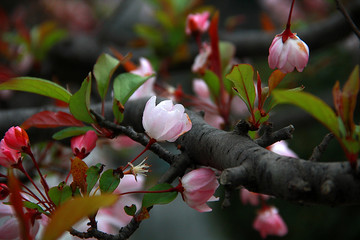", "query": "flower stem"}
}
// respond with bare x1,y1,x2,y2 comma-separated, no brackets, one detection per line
286,0,296,30
118,184,183,196
122,138,156,171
